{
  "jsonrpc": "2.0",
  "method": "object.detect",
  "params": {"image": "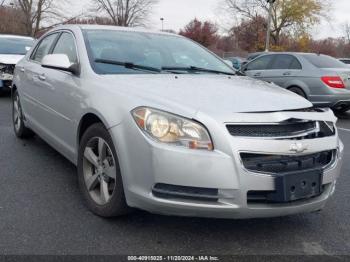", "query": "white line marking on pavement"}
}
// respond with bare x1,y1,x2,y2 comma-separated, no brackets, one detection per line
338,128,350,132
